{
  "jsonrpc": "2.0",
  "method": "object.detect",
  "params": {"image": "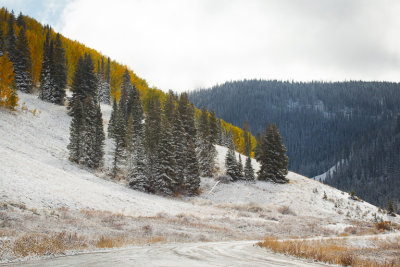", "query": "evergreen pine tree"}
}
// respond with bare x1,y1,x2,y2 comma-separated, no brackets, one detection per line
119,69,131,121
68,56,84,114
387,200,396,216
184,139,200,196
163,91,176,122
5,11,17,64
51,33,67,104
257,123,289,183
172,108,187,192
154,114,176,196
225,131,237,182
39,27,53,101
128,131,149,192
69,54,97,115
68,100,84,163
14,21,33,93
93,103,105,168
243,121,255,181
128,82,144,139
178,93,197,144
16,12,25,28
125,114,135,169
197,106,216,177
209,109,219,145
102,57,111,104
197,106,212,176
111,105,126,179
107,98,118,138
145,95,162,190
244,156,255,181
82,54,98,101
81,96,98,168
272,123,289,183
